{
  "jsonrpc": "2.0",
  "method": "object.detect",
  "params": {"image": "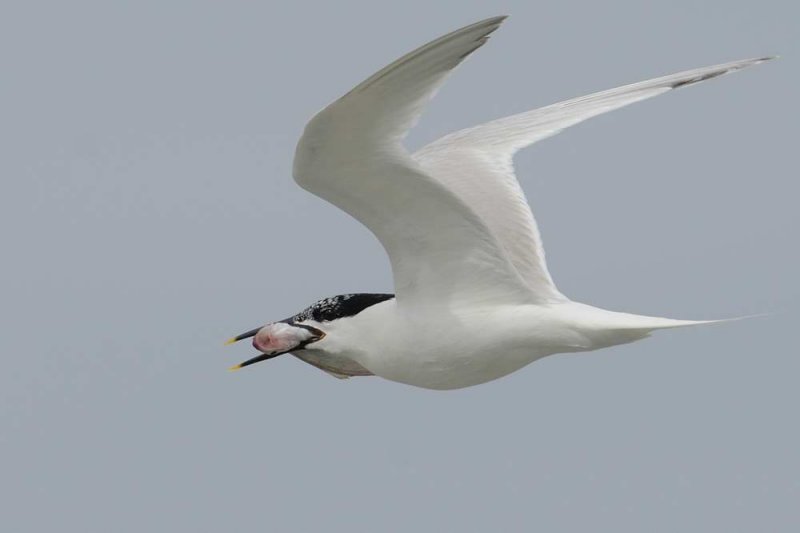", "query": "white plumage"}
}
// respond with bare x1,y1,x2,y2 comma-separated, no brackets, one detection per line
228,16,772,389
